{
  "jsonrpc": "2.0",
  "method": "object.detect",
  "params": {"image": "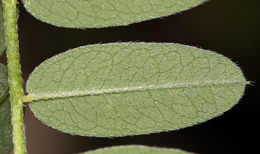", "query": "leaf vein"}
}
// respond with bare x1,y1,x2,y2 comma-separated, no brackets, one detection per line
29,80,247,101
